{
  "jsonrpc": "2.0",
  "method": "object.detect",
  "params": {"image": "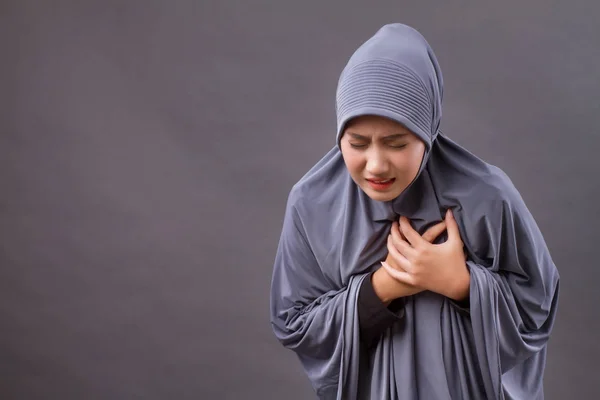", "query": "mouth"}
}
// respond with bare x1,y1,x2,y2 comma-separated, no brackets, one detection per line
365,178,396,191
